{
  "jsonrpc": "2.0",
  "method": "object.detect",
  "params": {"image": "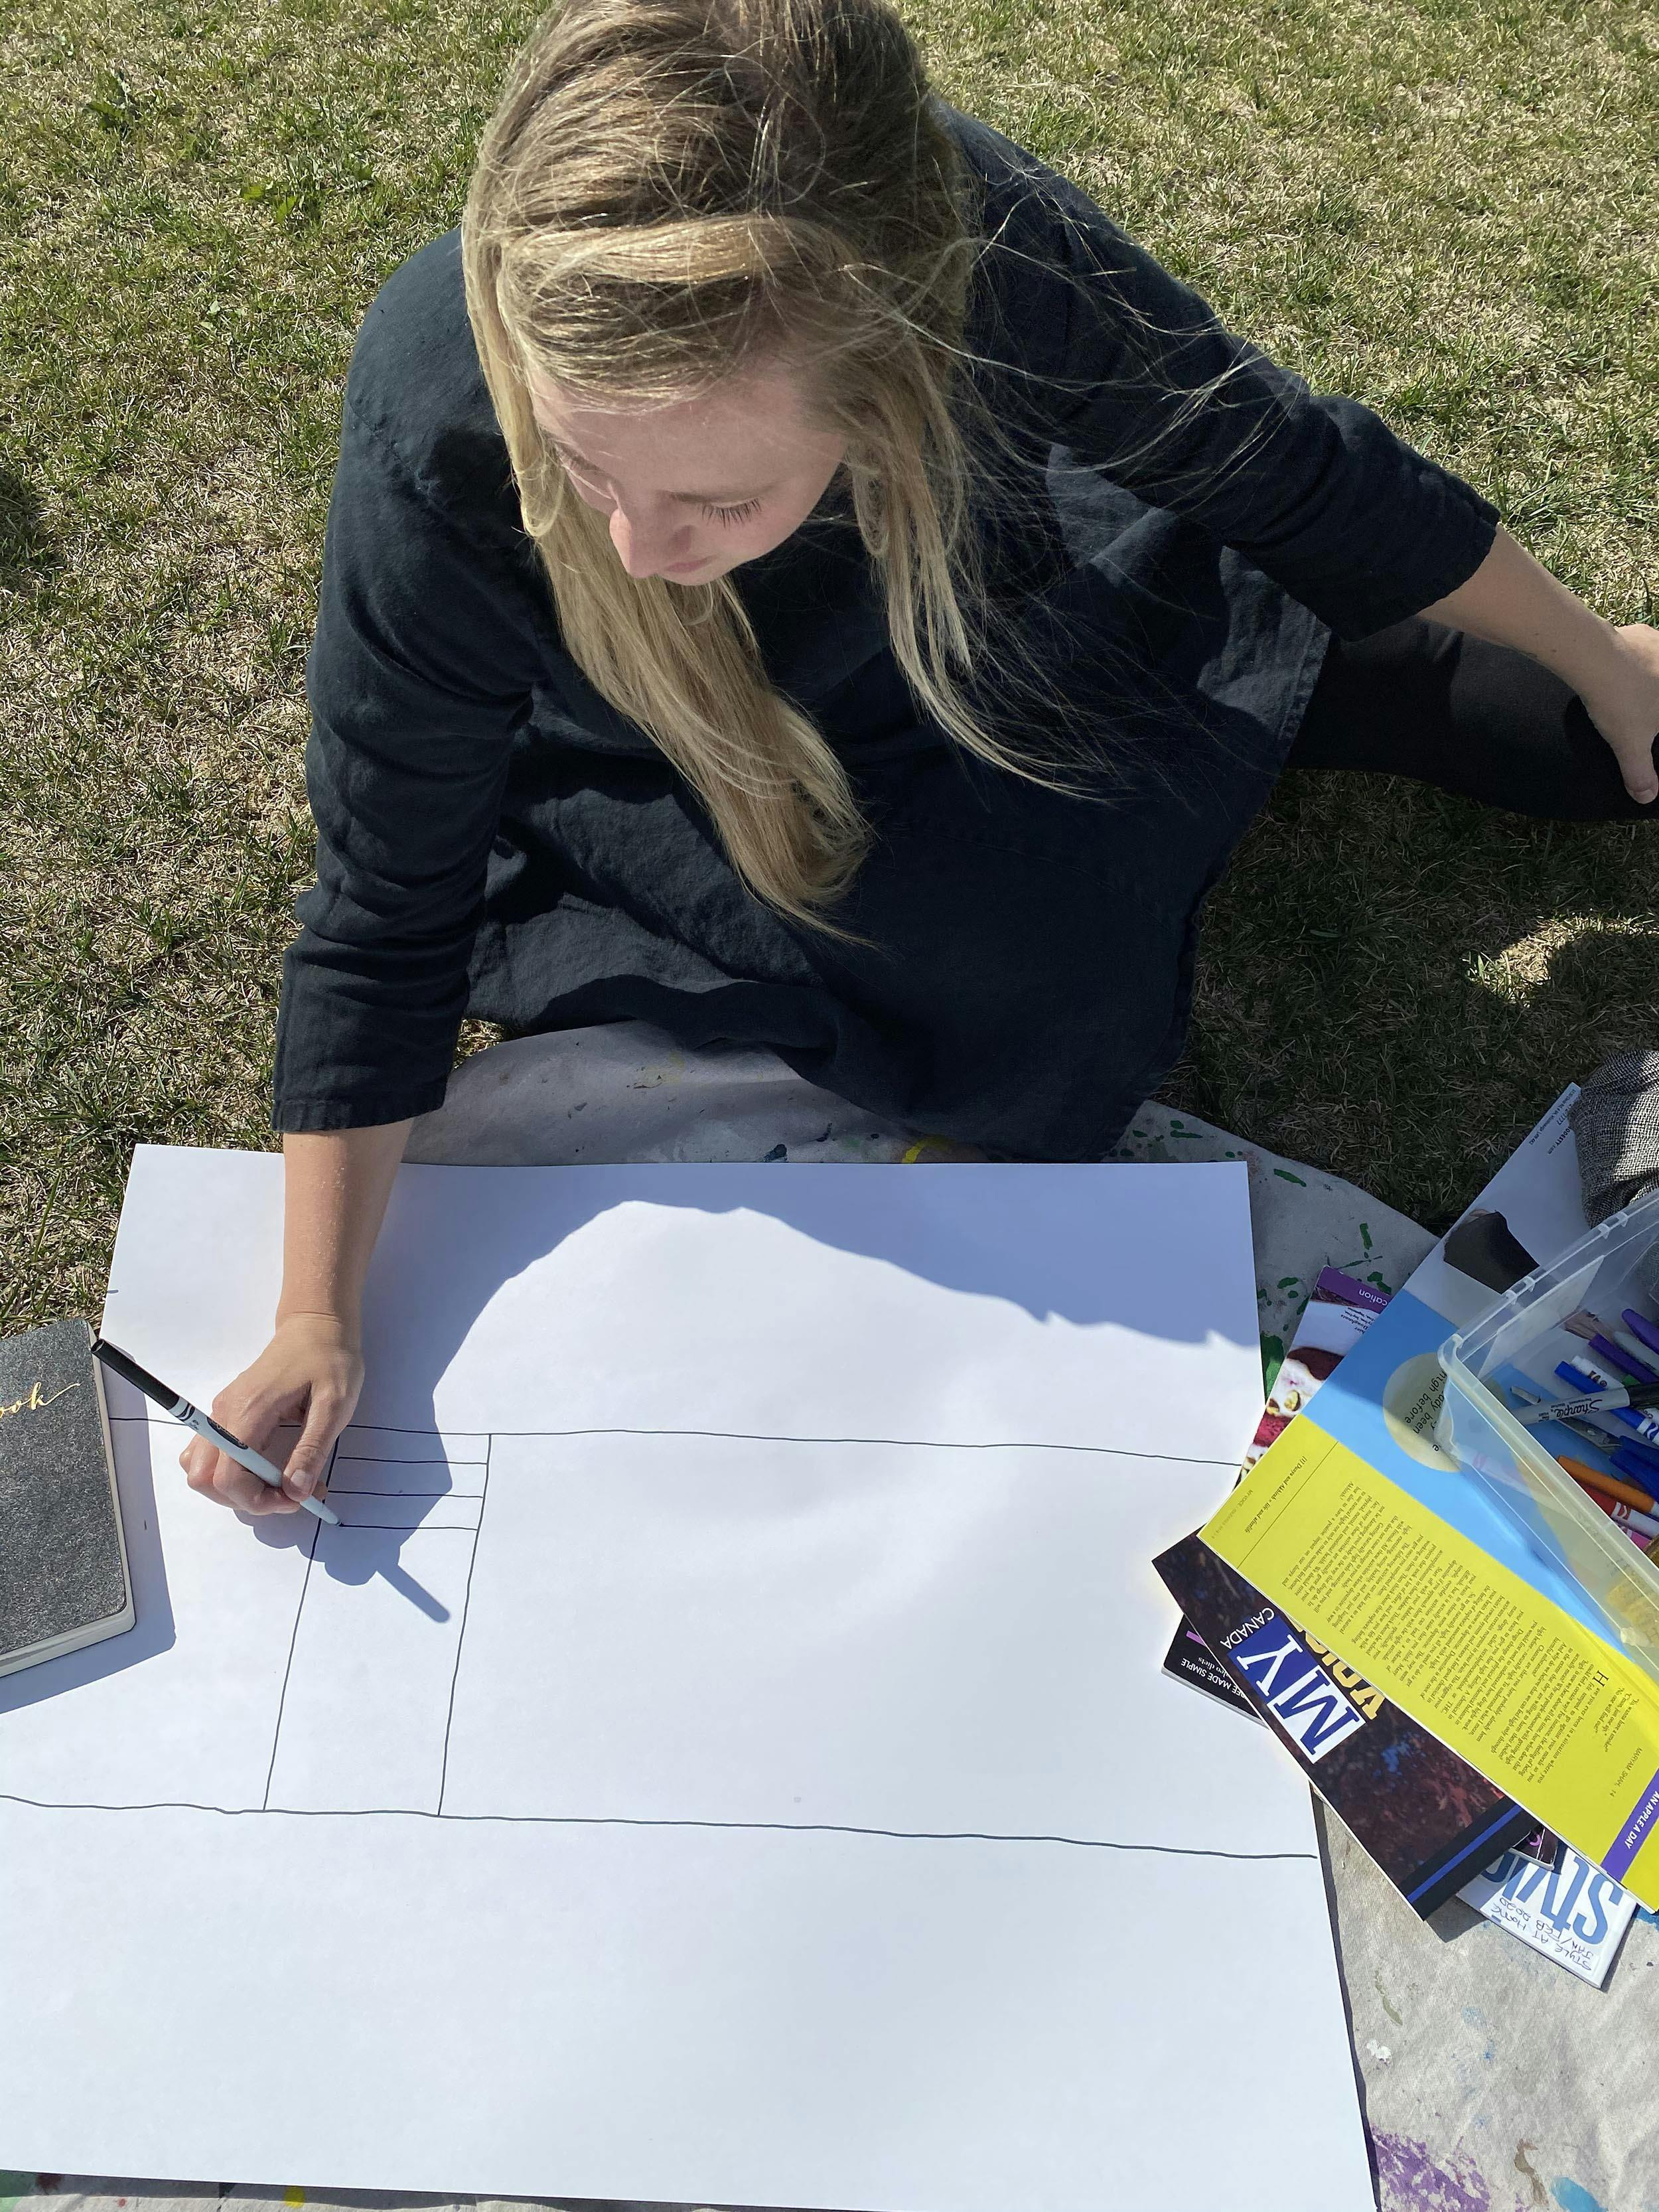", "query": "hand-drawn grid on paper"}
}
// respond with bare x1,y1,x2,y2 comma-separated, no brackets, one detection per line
5,1412,1321,1871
